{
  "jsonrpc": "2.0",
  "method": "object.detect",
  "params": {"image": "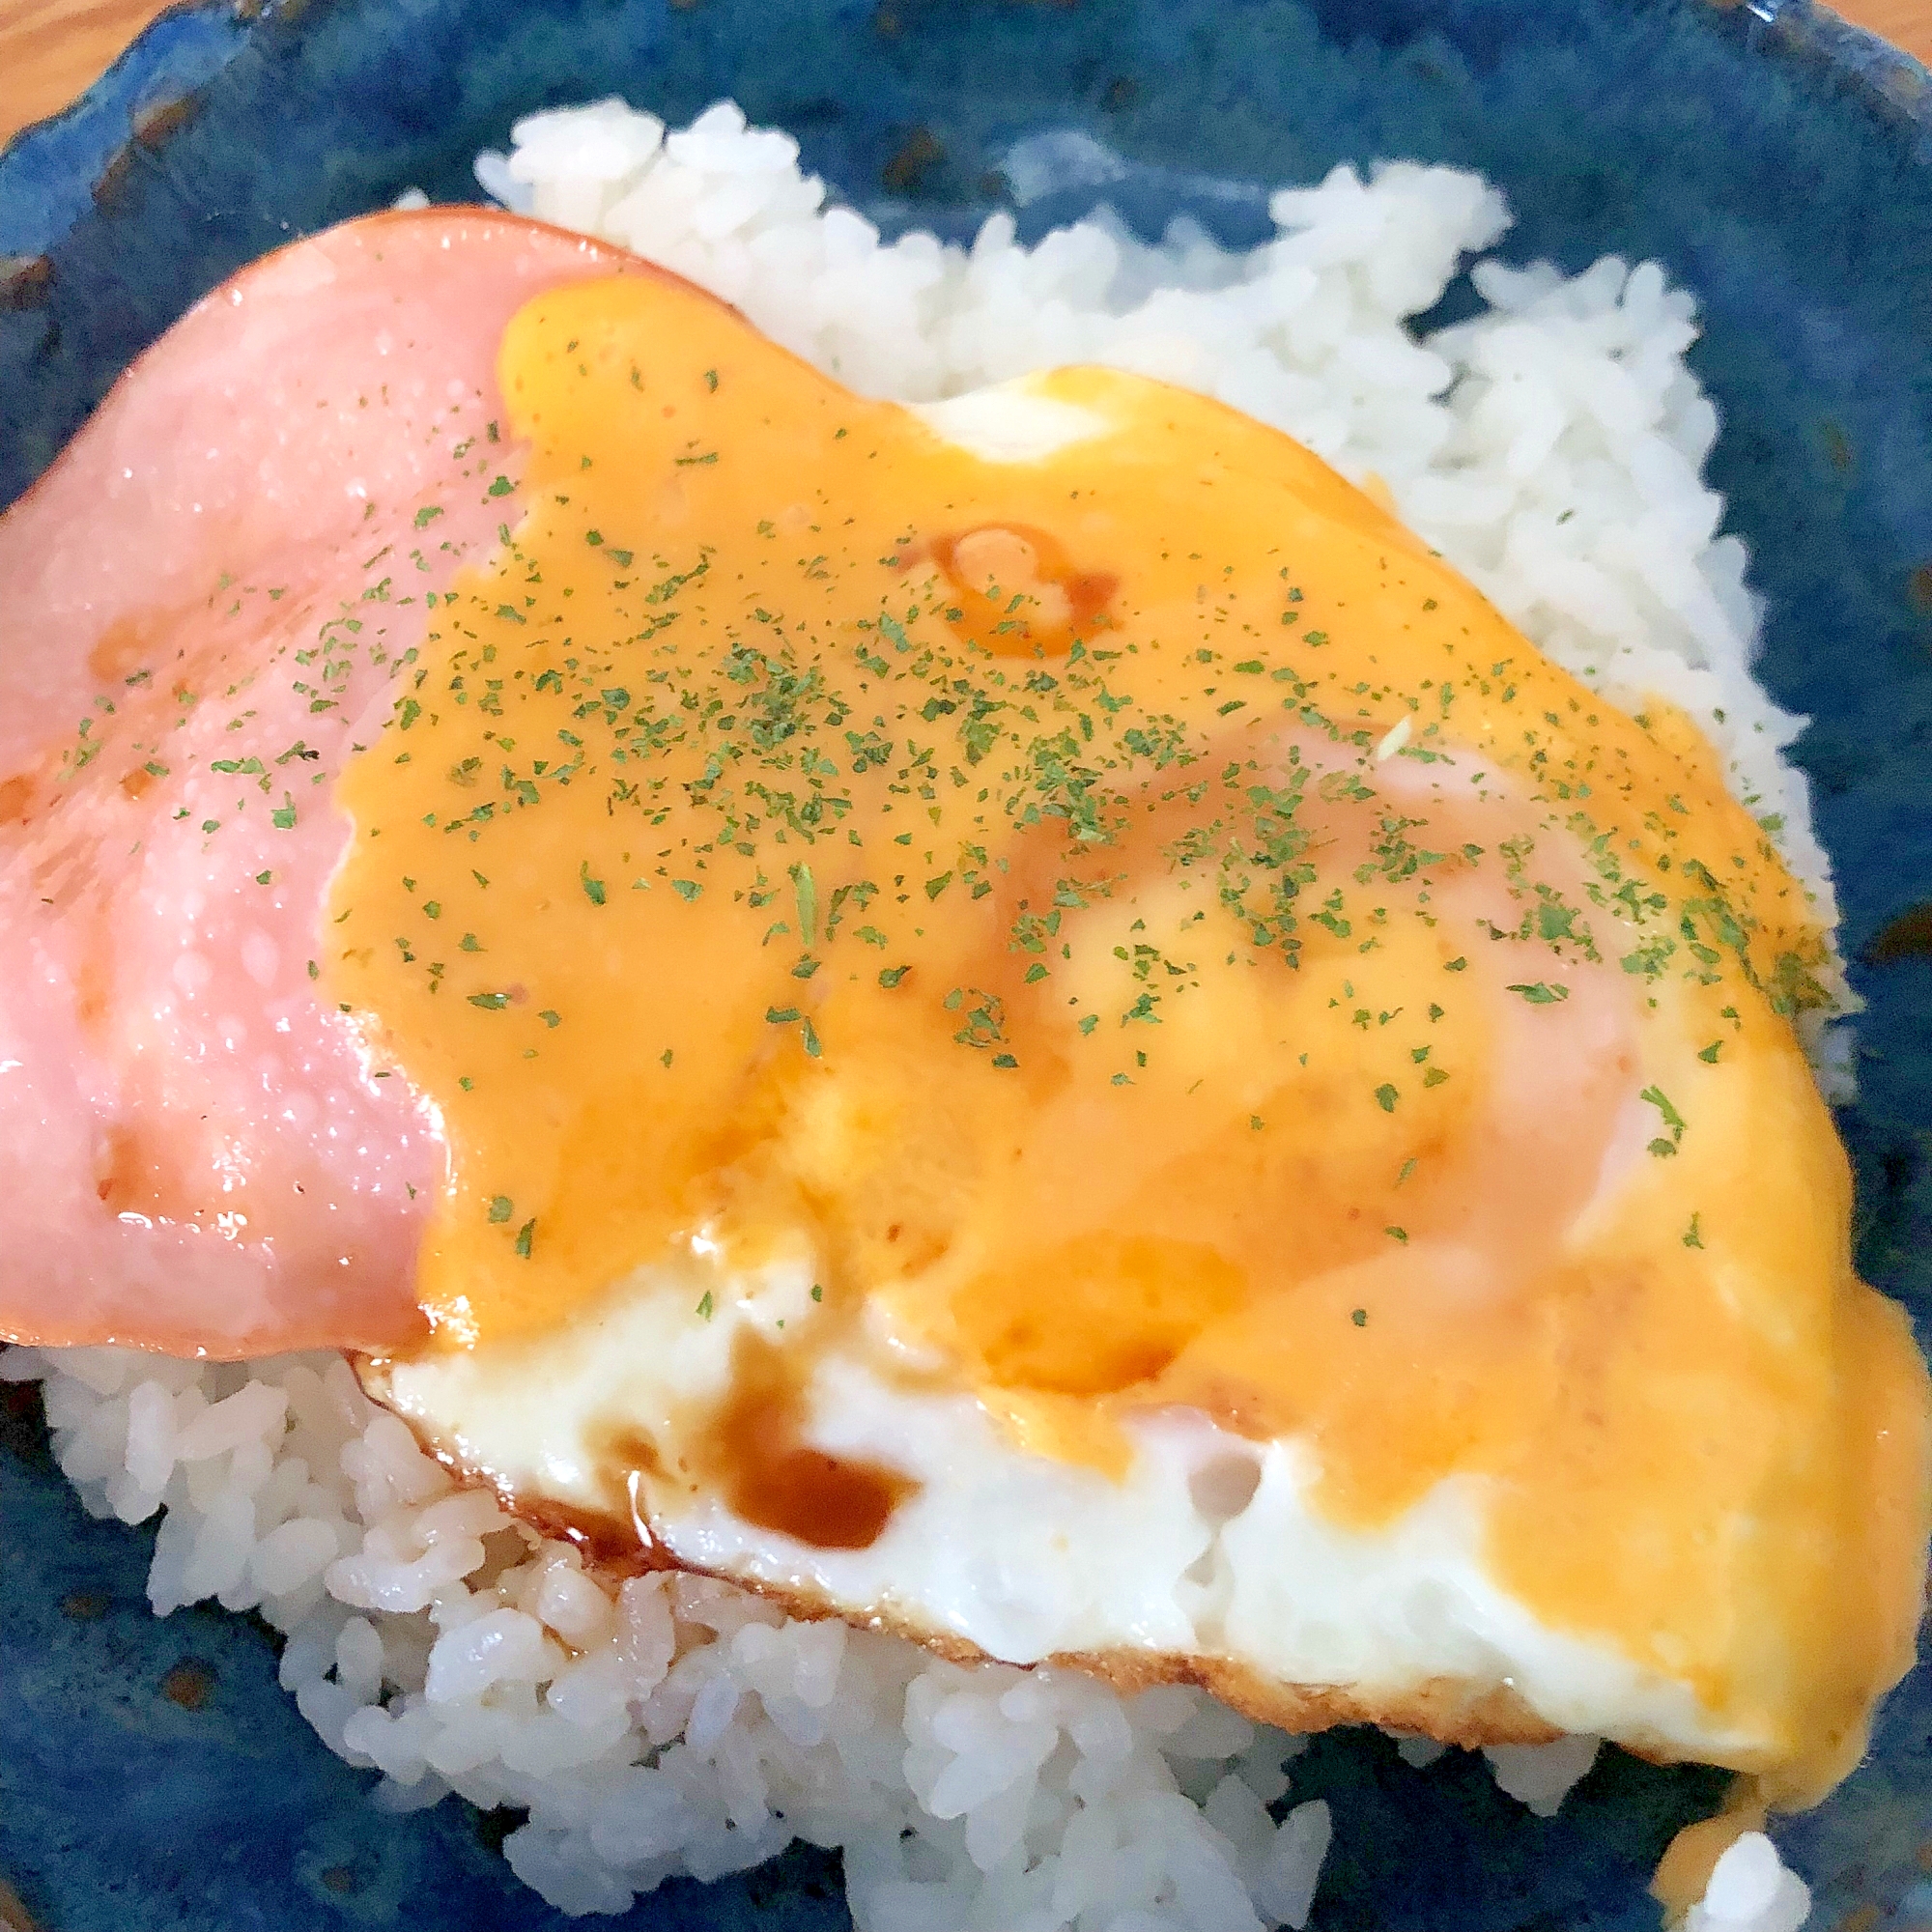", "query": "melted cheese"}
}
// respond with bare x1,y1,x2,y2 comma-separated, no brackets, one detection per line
334,270,1930,1801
